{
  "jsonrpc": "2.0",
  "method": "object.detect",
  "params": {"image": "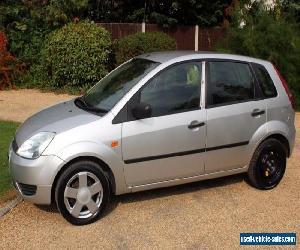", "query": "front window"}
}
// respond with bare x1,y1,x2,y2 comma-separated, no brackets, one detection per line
139,61,202,117
81,58,159,113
